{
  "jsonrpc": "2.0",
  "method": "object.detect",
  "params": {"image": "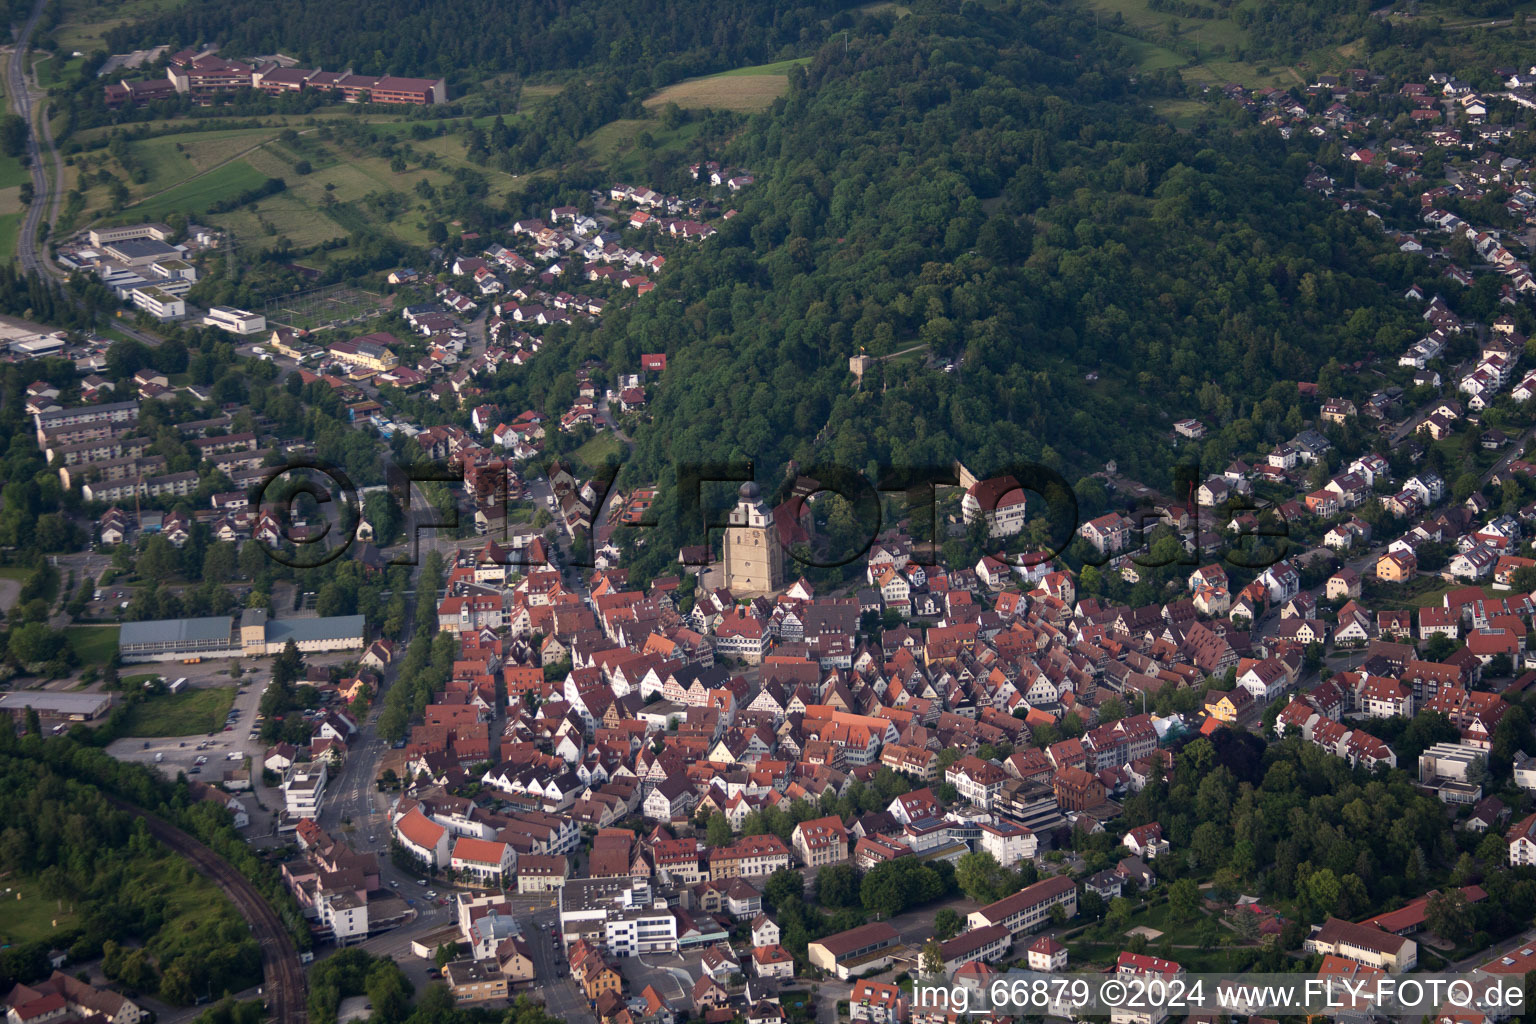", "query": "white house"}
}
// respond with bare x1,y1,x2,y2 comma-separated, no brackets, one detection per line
976,819,1038,868
394,805,451,868
751,914,782,948
1122,823,1169,860
451,836,516,885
